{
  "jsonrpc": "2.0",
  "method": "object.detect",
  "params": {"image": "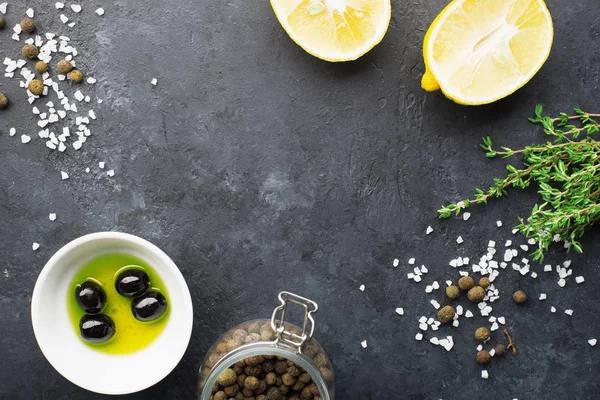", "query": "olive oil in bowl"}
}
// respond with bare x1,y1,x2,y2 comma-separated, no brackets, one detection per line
67,253,170,355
